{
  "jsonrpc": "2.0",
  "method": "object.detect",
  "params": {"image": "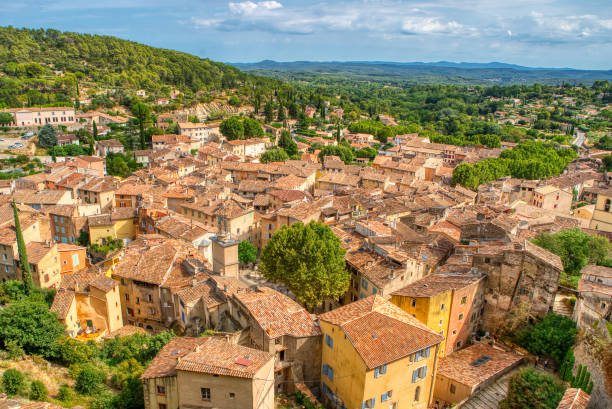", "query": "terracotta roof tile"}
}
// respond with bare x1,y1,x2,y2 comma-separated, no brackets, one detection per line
557,388,590,409
141,337,207,379
176,337,273,379
234,286,321,338
319,295,443,369
437,343,524,388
